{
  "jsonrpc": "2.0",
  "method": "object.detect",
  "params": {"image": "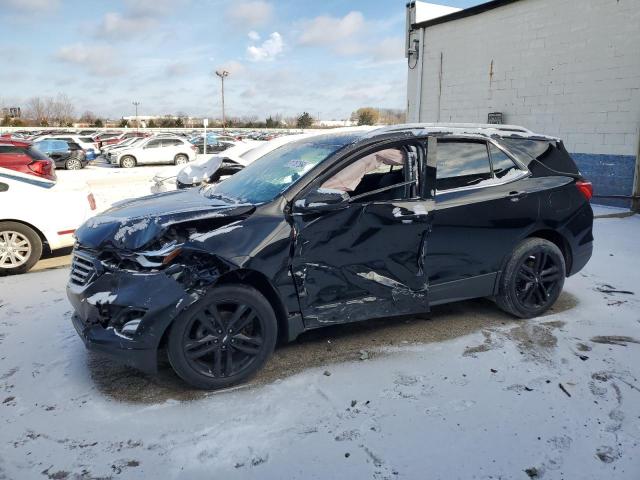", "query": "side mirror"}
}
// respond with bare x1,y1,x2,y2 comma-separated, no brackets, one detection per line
294,188,350,212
